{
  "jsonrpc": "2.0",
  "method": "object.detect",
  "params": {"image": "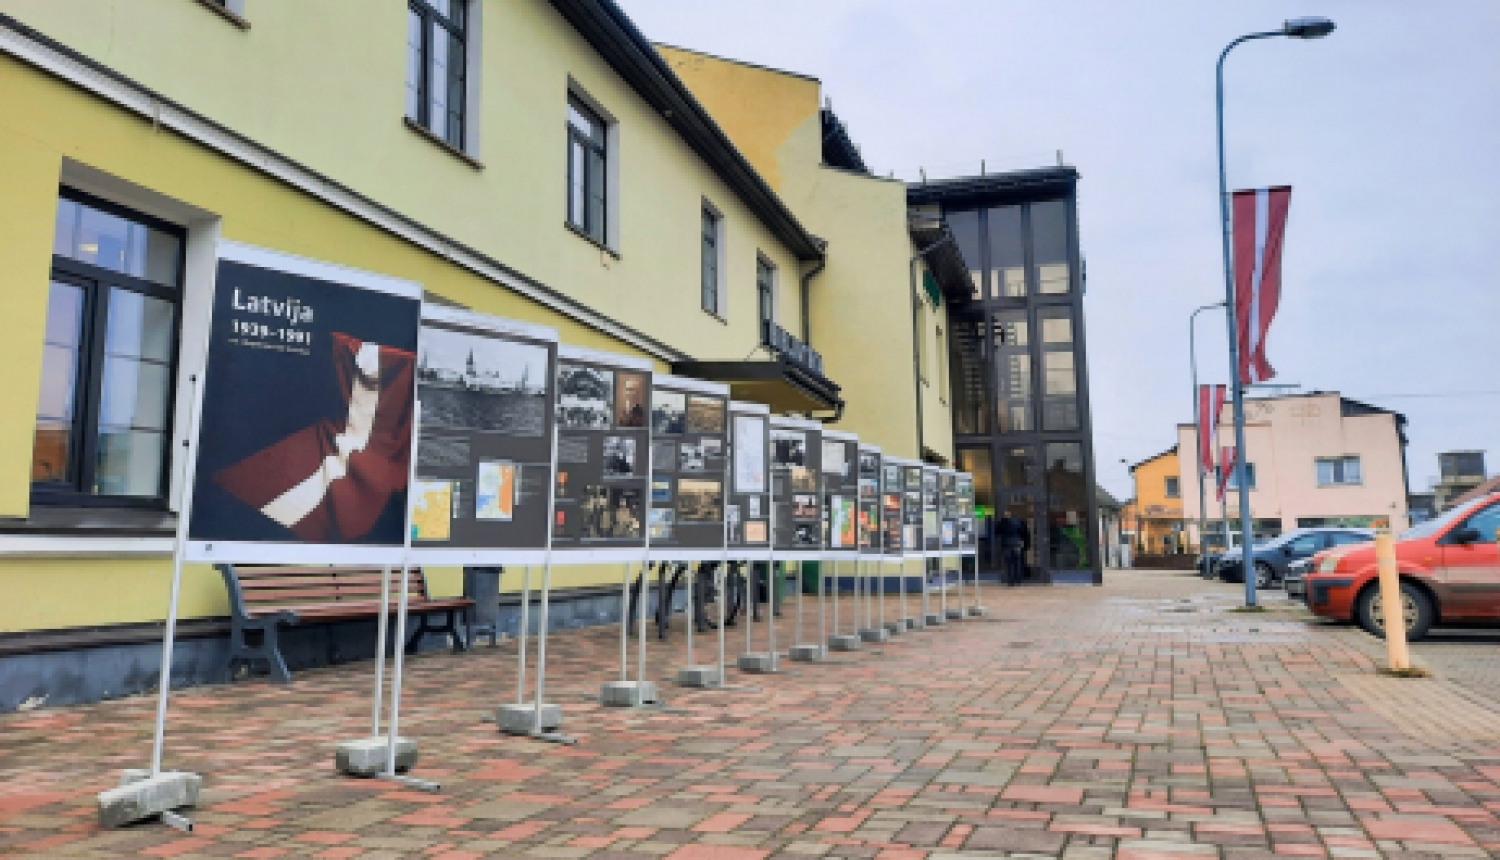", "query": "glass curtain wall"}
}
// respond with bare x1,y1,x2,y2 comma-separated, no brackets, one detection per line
943,190,1097,584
